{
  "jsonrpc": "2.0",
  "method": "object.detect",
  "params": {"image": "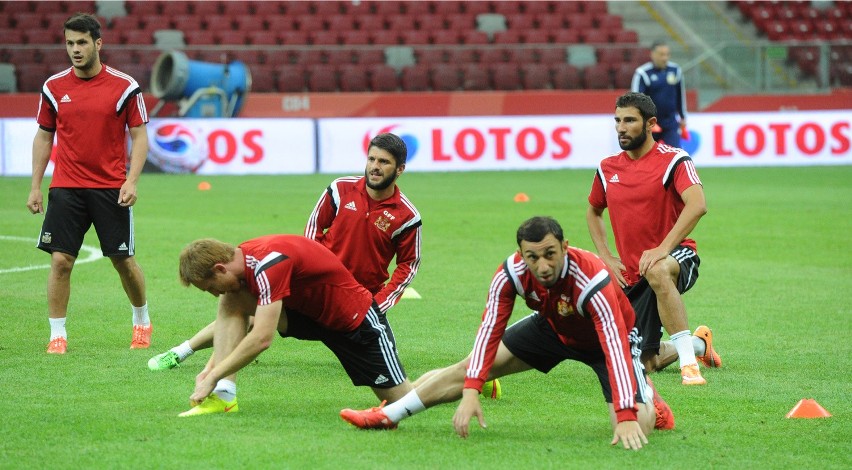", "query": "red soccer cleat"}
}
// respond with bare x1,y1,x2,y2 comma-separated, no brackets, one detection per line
340,400,397,430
